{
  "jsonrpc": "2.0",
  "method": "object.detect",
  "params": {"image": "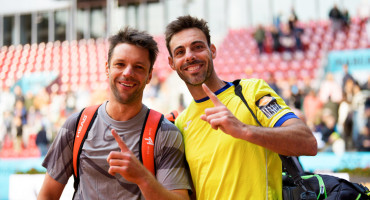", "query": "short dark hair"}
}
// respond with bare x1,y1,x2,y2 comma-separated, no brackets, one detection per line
165,15,211,57
107,27,158,72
